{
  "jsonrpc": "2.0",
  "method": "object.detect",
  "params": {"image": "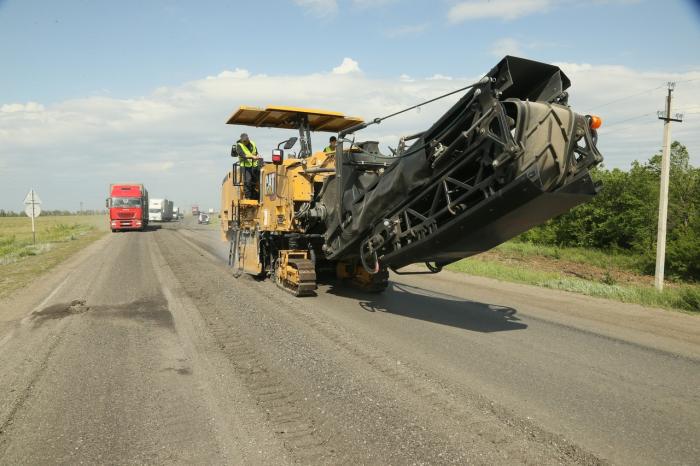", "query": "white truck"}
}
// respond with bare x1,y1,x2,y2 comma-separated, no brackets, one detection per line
149,198,164,222
149,198,174,222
